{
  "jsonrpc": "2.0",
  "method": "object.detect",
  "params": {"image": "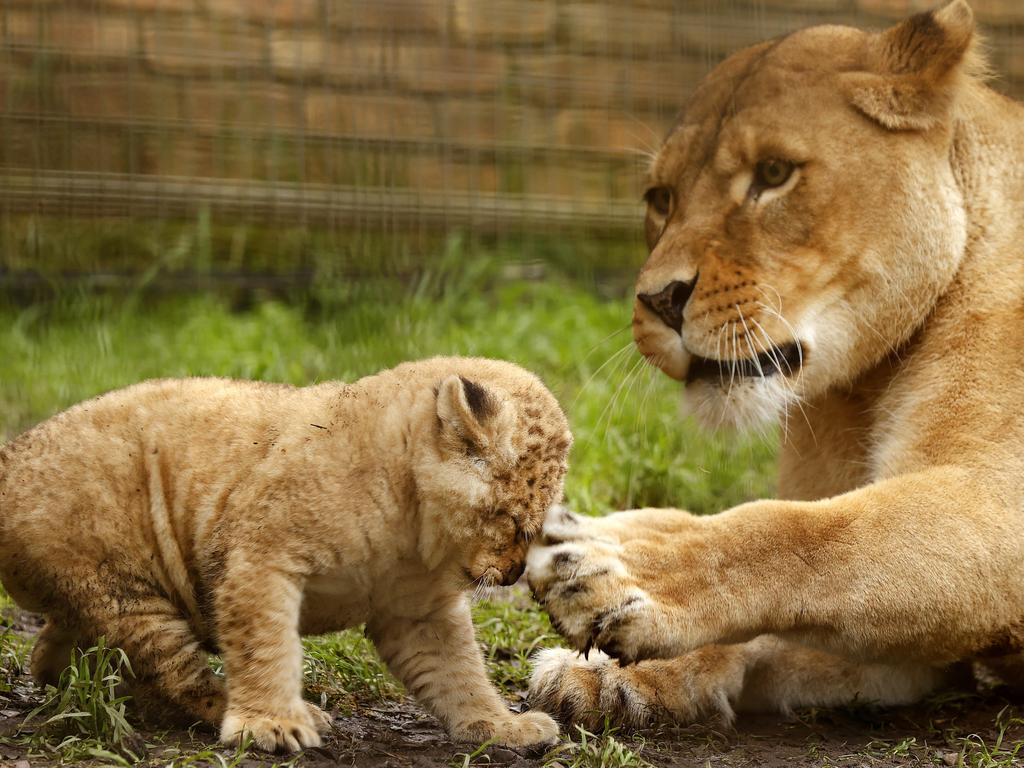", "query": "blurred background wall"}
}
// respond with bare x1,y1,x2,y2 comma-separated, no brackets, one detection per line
1,0,1022,291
